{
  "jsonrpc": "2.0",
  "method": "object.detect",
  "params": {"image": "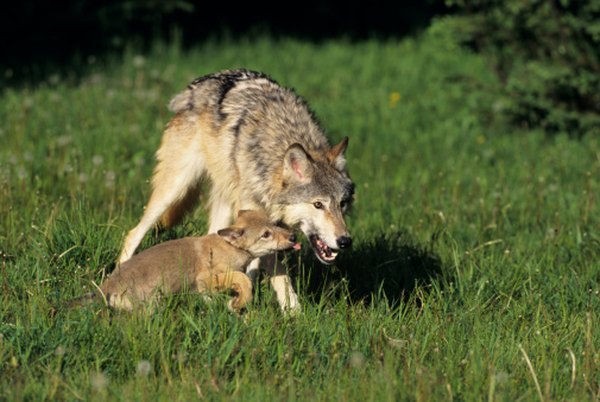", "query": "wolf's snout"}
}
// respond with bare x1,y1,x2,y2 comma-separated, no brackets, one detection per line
288,233,297,243
336,236,352,249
